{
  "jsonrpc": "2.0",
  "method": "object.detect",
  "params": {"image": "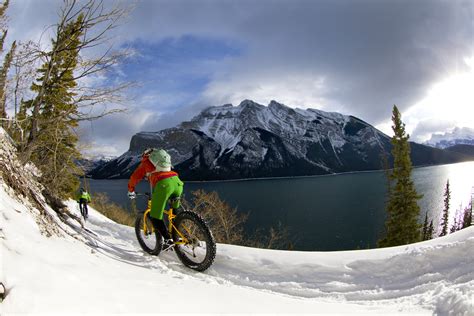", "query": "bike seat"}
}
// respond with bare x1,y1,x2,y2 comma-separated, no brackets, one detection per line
168,196,181,205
